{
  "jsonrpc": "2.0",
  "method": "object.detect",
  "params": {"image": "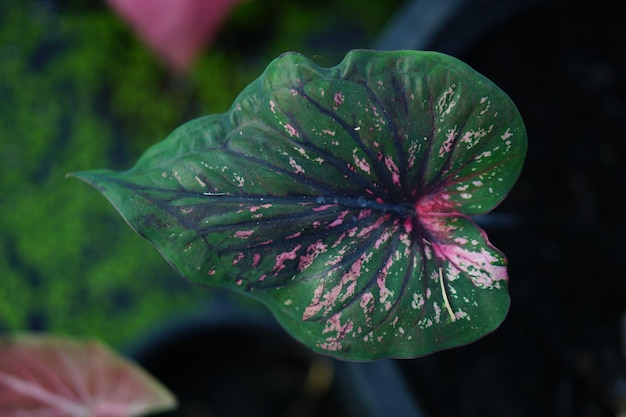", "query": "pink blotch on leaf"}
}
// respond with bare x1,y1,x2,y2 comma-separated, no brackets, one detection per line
333,92,345,108
303,282,326,320
232,252,245,265
288,156,305,174
303,253,365,320
298,240,328,271
439,128,457,157
248,204,272,213
234,230,254,239
284,124,299,137
328,211,350,228
377,257,394,307
318,313,353,352
357,214,391,238
353,149,372,174
360,292,375,315
272,244,302,273
432,243,507,289
384,156,401,186
312,204,335,212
